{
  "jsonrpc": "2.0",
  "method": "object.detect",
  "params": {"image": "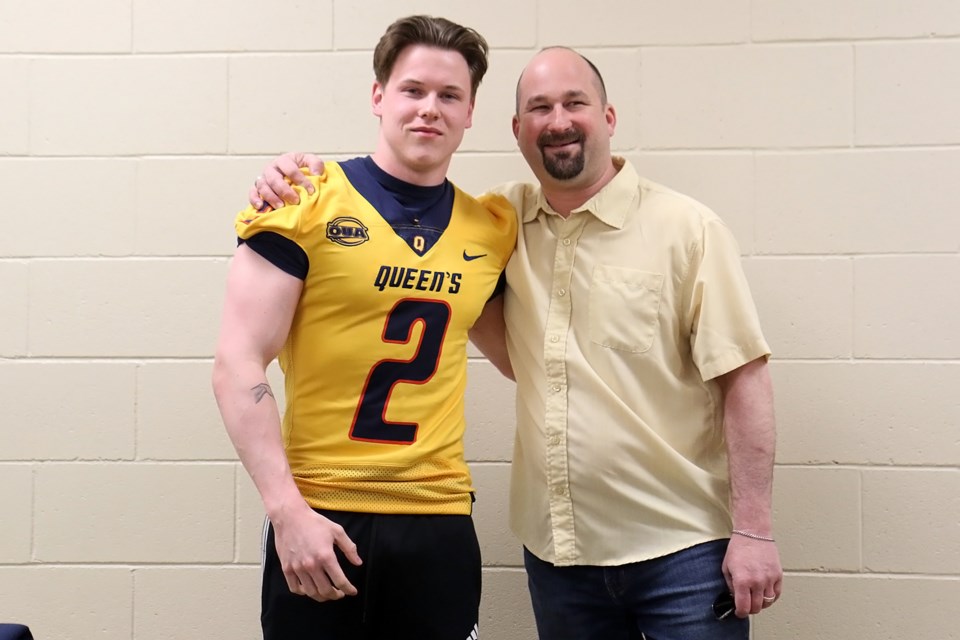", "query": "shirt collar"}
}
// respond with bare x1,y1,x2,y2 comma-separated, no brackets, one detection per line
525,157,638,229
